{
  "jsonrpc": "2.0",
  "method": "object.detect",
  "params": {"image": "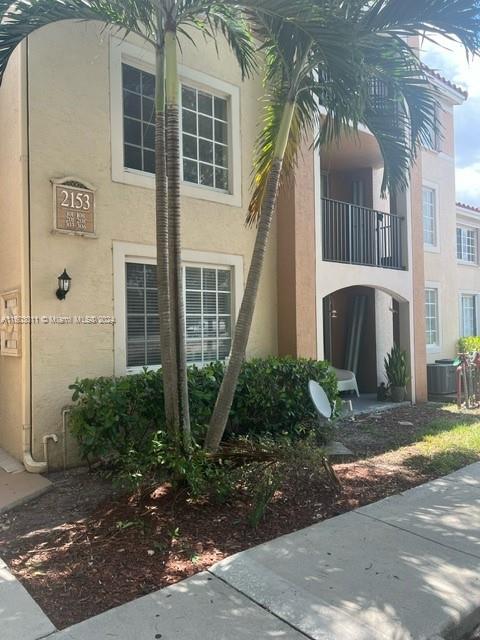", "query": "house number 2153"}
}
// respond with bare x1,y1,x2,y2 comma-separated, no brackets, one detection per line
60,189,91,211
